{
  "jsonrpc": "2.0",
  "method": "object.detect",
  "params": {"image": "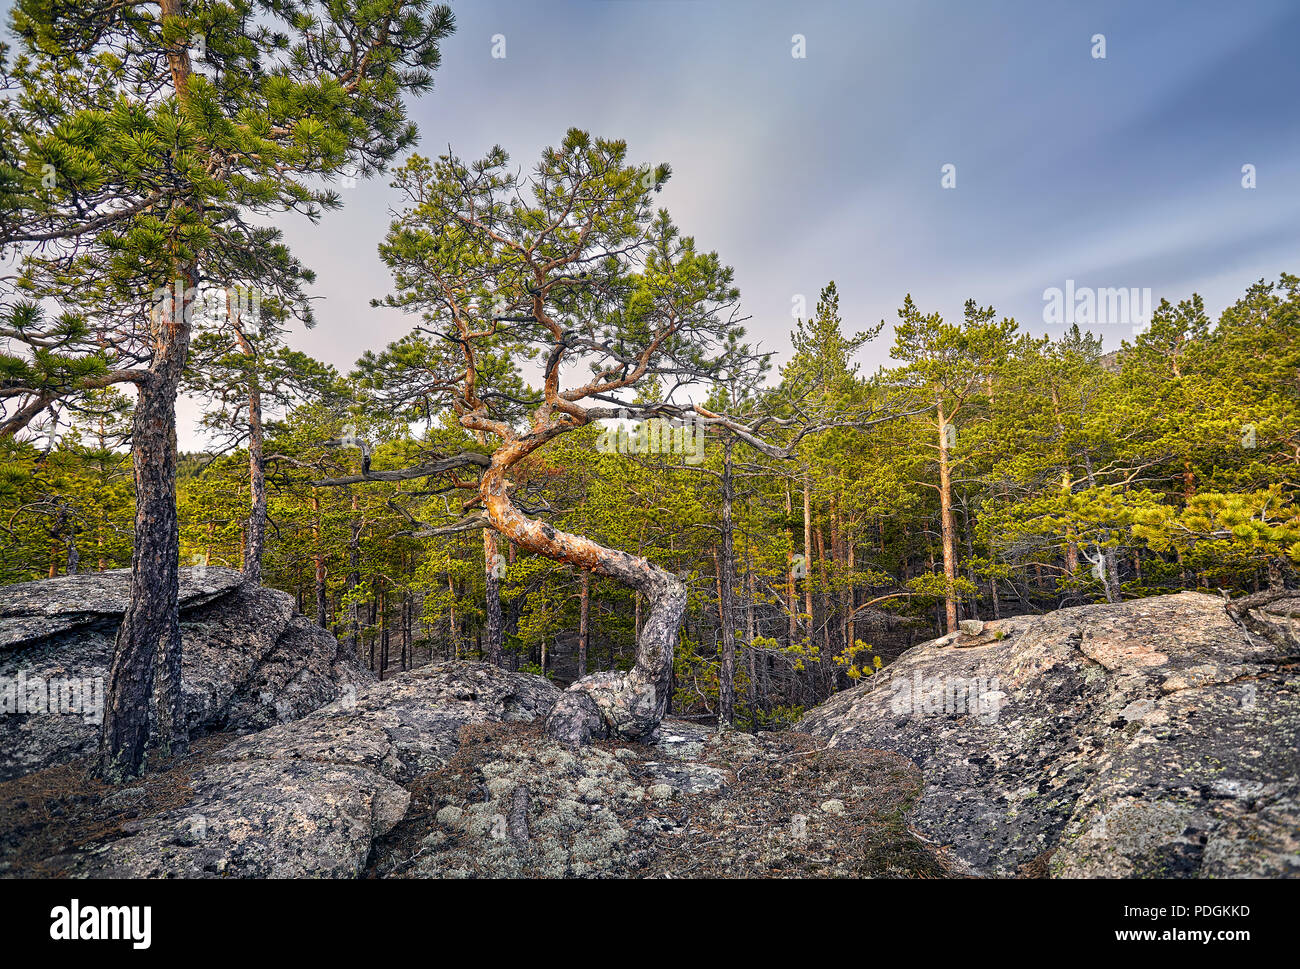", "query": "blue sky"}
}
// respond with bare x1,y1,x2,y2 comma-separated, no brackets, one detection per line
6,1,1300,445
287,0,1300,363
